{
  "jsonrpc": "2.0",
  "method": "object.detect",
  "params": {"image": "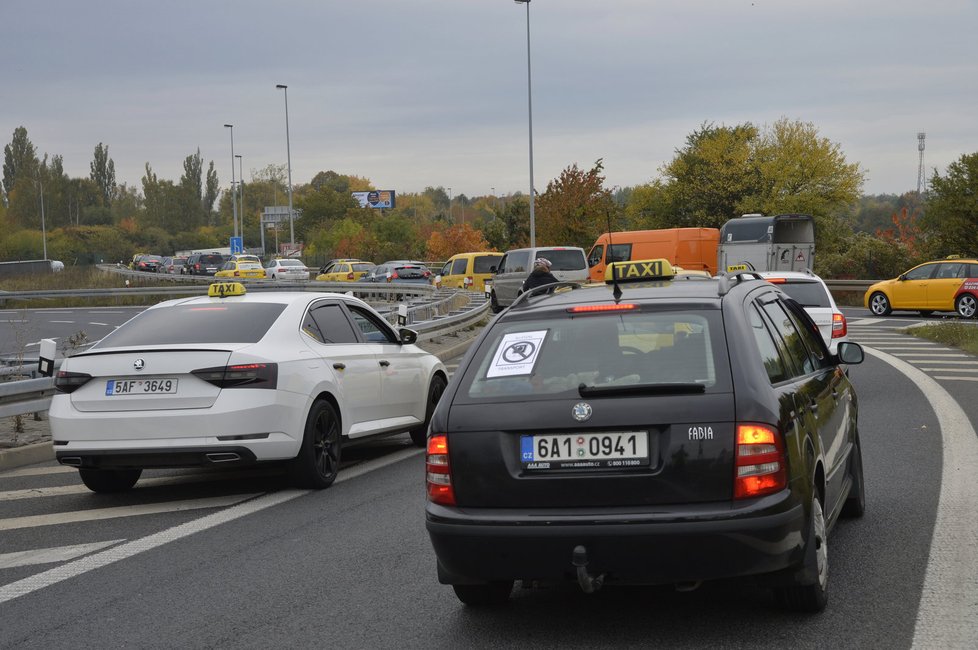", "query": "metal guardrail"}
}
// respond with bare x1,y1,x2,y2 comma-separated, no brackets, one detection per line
0,377,55,419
